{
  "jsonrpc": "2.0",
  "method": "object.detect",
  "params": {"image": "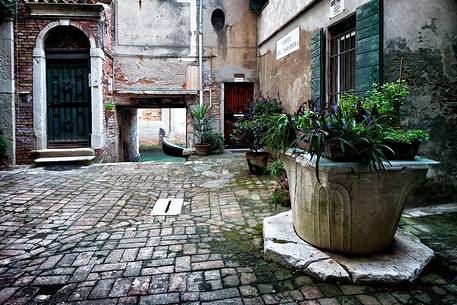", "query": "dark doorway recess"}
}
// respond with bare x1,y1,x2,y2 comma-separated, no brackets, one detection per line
224,82,254,148
45,26,91,148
